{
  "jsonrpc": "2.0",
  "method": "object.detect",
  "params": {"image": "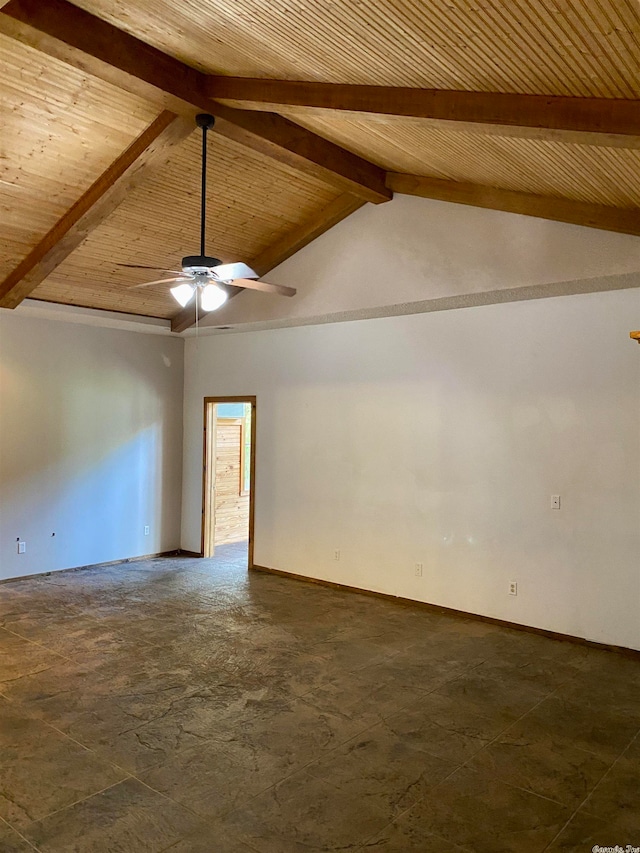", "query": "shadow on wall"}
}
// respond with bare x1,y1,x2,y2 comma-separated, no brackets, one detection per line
0,322,183,579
